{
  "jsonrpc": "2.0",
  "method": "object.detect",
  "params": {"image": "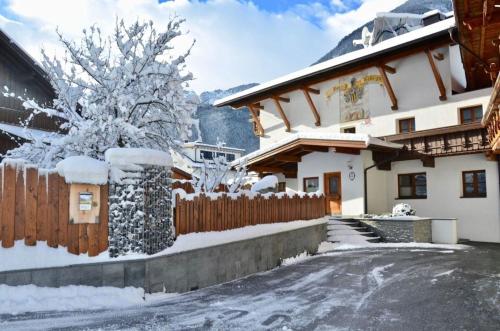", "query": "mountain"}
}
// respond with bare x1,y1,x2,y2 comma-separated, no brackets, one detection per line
314,0,453,64
193,83,260,155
